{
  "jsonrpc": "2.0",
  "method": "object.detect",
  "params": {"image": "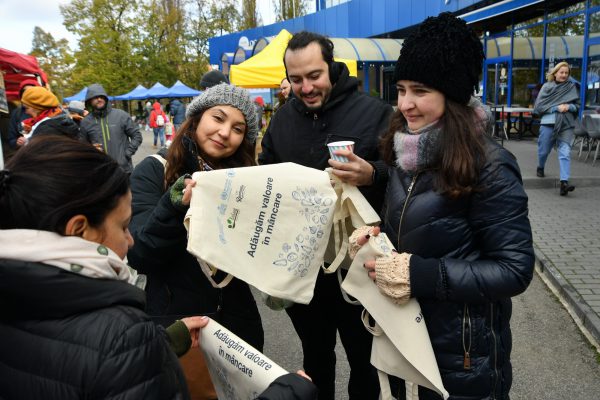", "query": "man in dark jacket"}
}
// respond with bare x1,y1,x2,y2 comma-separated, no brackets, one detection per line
199,69,229,89
259,31,393,400
80,83,143,174
168,98,186,131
